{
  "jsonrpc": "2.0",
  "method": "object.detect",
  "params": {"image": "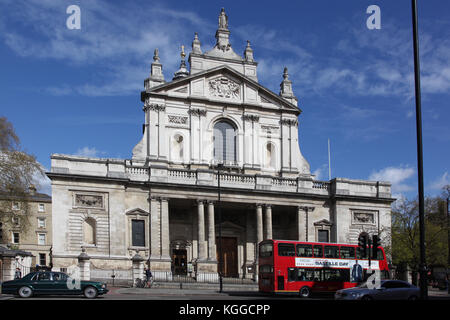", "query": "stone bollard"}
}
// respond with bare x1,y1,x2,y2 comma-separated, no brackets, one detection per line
78,248,91,281
132,253,144,287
